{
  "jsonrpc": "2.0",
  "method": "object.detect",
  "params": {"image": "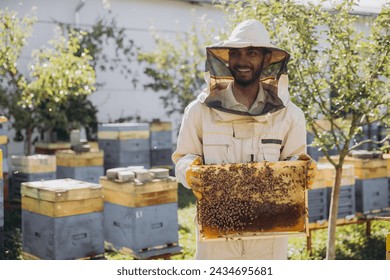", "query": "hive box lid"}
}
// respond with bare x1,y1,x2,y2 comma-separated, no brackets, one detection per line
11,154,56,173
98,122,150,131
100,176,178,207
98,123,150,140
55,149,104,167
194,161,309,241
21,178,102,202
